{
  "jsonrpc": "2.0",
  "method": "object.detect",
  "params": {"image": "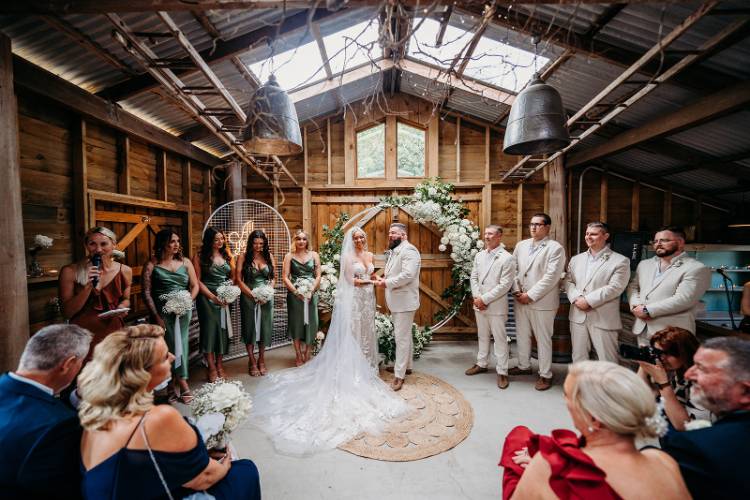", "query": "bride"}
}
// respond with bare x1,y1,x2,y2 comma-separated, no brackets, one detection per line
252,227,408,455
